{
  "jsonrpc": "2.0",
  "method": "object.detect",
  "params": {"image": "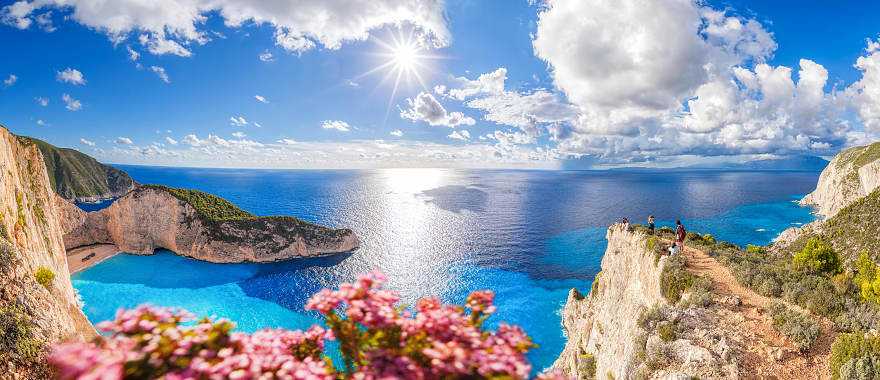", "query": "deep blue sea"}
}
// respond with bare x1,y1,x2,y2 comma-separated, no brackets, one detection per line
72,167,819,372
